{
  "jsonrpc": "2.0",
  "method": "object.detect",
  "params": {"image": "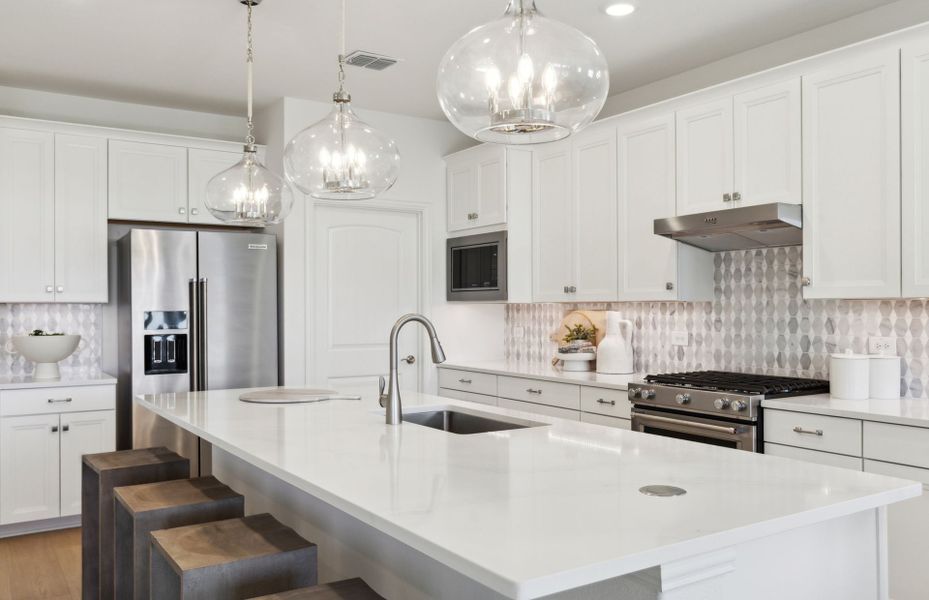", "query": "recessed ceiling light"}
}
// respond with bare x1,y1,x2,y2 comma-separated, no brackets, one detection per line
605,3,636,17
